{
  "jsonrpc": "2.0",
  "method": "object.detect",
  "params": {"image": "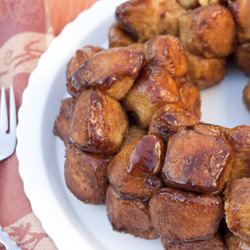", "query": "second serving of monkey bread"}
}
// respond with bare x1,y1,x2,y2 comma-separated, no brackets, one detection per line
54,0,250,249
